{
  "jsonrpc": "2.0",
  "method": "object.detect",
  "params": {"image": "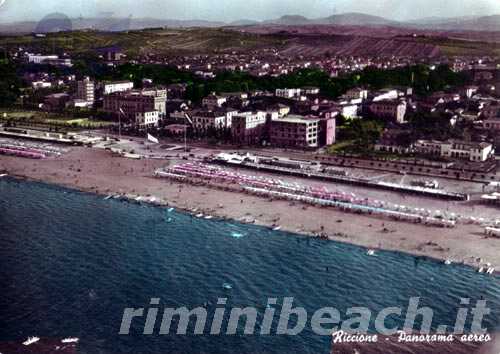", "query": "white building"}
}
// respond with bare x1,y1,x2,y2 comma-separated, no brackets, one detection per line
32,81,52,89
135,111,159,127
76,77,95,104
231,111,267,145
269,115,320,148
103,81,134,95
415,140,494,162
28,54,58,64
191,110,227,131
27,54,72,67
441,140,493,162
344,88,368,101
202,95,227,109
276,88,302,99
372,89,399,102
